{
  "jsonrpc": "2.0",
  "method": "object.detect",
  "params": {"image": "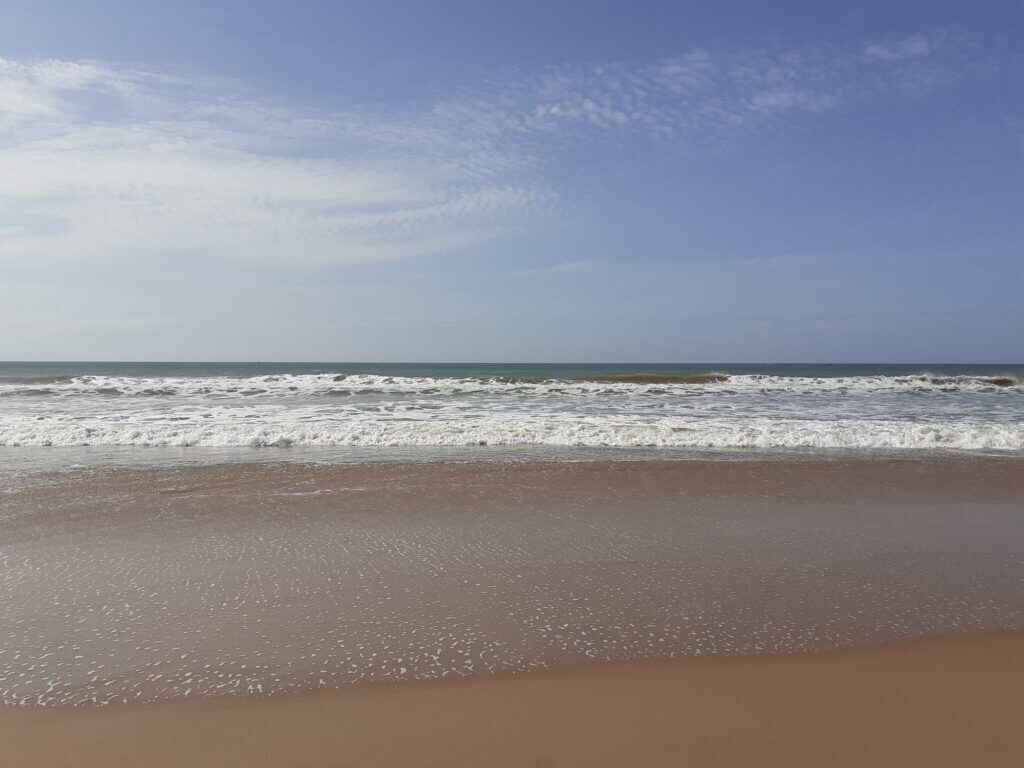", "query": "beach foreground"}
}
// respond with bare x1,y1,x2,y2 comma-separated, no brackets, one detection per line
3,458,1024,707
3,630,1022,767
